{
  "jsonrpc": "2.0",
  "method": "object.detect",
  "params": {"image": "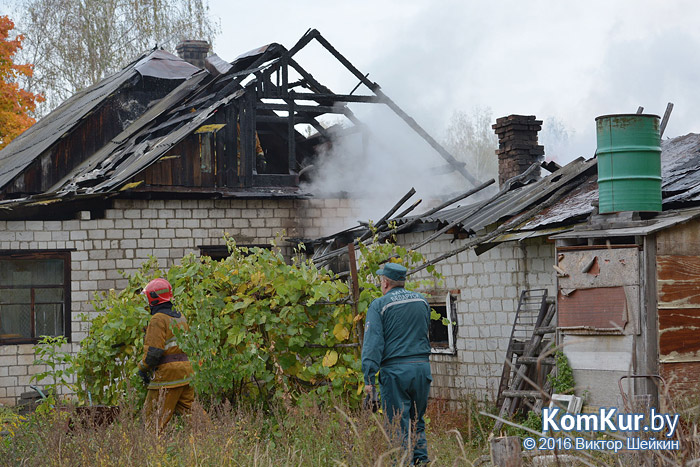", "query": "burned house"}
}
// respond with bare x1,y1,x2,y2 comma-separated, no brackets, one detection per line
309,115,591,403
0,30,474,405
313,111,700,413
399,114,700,411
